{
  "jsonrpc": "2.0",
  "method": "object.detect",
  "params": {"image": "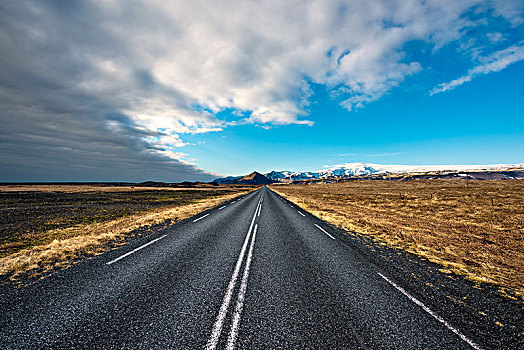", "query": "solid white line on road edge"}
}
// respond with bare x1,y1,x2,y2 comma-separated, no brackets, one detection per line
193,213,210,222
106,235,167,265
226,223,258,350
206,197,262,350
377,272,482,350
218,206,227,210
297,211,305,217
314,224,335,240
